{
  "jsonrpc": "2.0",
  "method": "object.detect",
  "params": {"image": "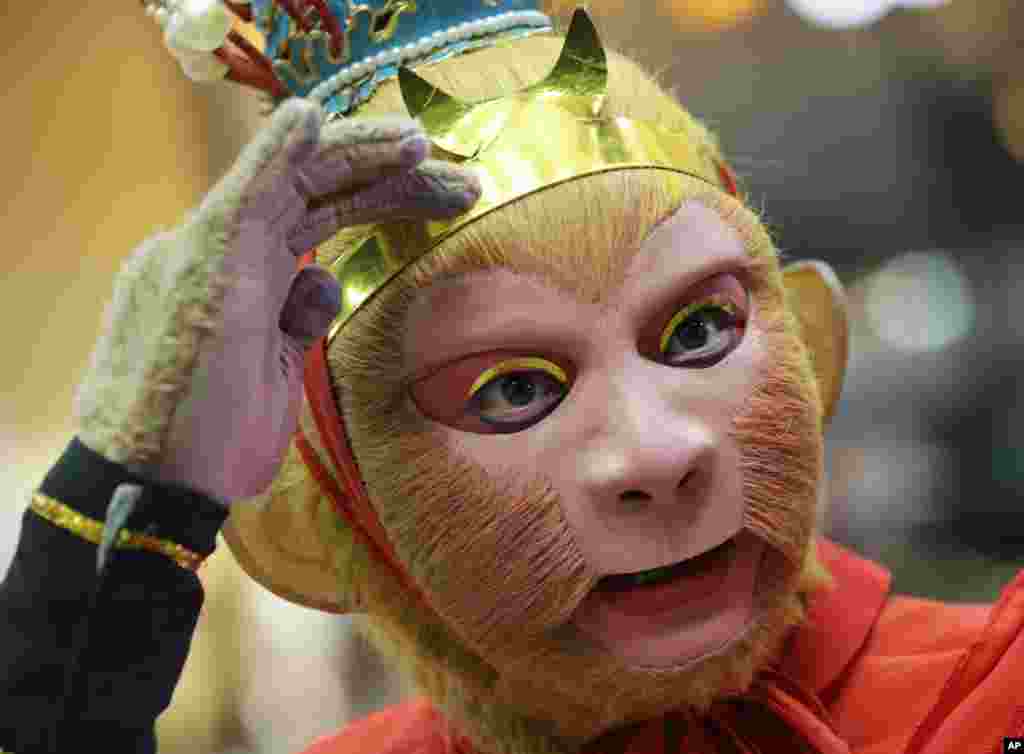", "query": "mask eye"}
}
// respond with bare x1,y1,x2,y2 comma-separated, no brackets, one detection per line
467,358,569,433
660,294,745,368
